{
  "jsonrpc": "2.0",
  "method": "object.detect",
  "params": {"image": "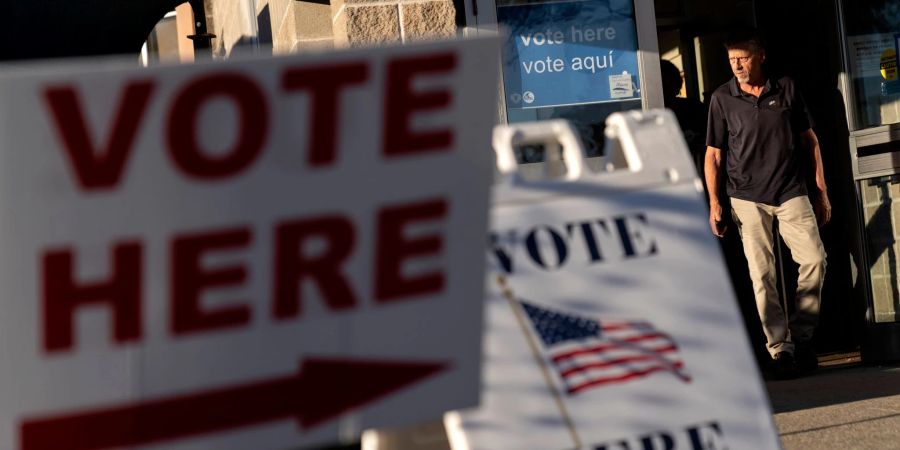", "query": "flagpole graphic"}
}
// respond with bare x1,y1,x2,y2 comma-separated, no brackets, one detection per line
496,275,583,450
